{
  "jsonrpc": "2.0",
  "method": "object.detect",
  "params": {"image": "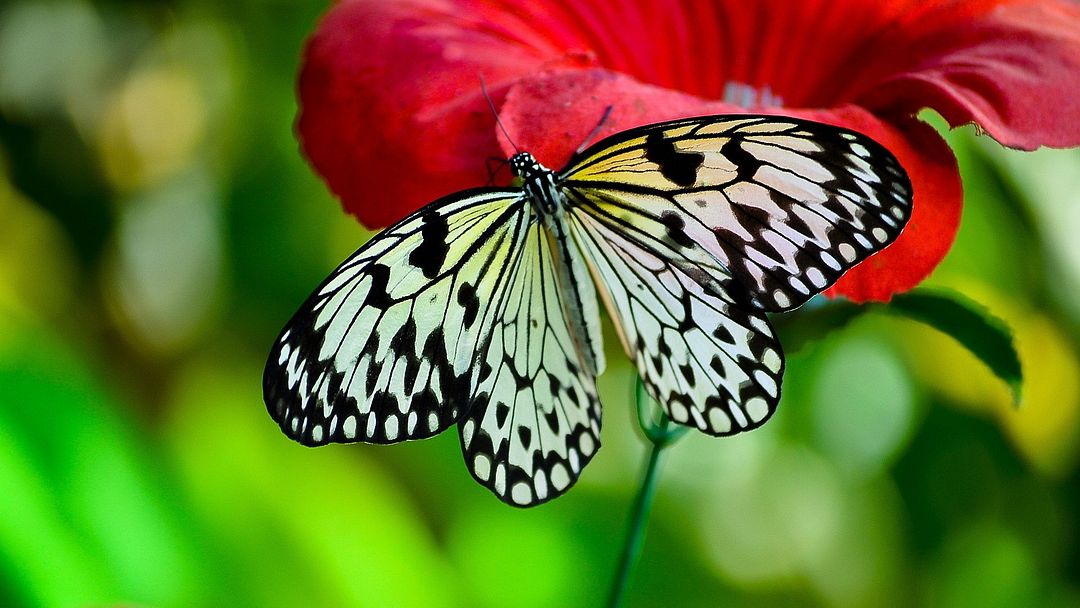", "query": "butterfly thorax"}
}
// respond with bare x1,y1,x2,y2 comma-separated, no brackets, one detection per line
510,152,563,217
